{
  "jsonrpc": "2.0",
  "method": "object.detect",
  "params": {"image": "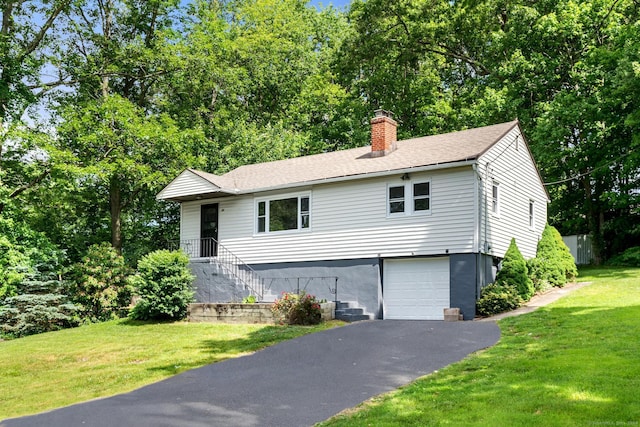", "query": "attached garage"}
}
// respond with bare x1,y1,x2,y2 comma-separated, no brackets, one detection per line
383,257,451,320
